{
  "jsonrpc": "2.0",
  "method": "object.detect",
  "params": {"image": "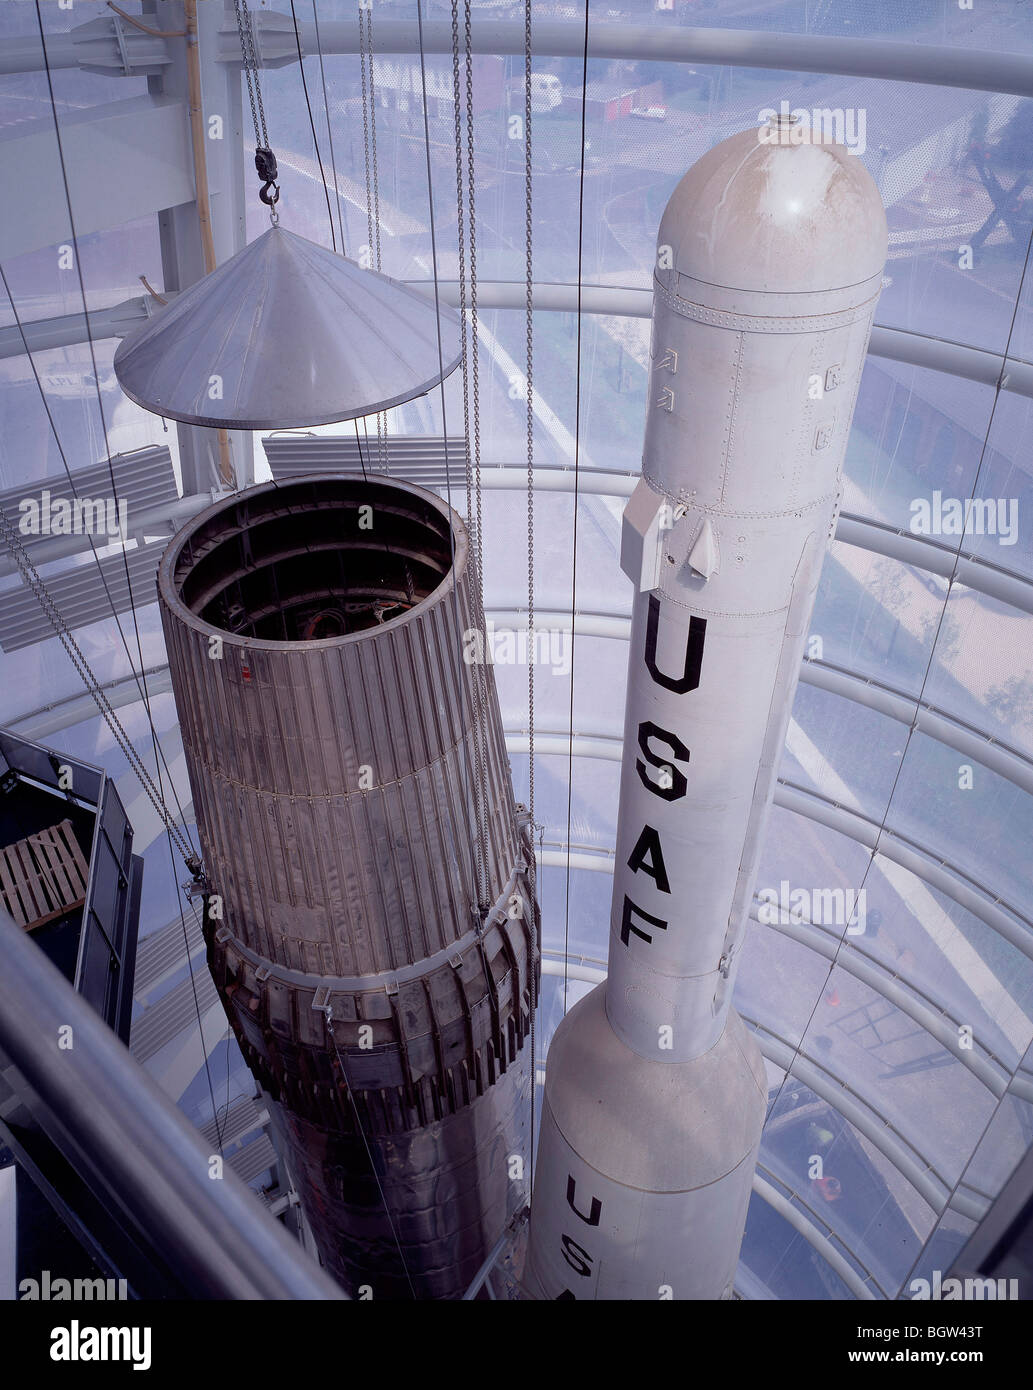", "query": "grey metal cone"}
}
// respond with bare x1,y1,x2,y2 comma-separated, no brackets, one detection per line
113,227,462,430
